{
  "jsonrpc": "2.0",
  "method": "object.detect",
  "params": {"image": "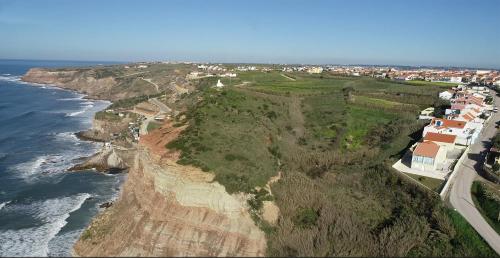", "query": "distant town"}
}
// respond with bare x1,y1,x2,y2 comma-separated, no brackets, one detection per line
130,61,500,87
